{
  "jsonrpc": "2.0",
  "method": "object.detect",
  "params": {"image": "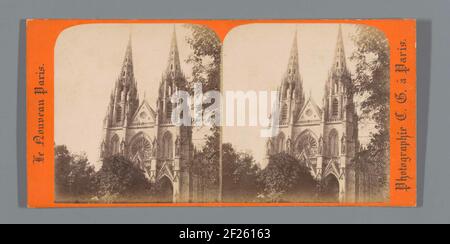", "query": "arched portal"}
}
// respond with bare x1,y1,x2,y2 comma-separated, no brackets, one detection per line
322,174,340,202
157,176,174,203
